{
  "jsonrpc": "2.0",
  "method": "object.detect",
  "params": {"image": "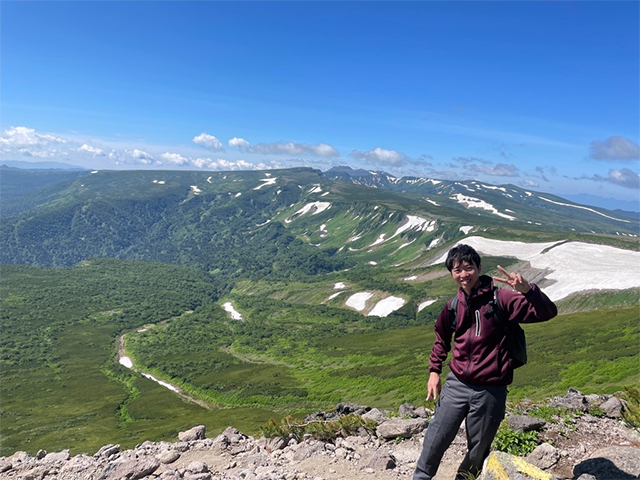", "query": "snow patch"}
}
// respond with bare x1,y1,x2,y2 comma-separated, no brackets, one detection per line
451,194,516,220
431,236,640,301
460,226,474,234
368,296,406,317
309,185,323,194
190,185,202,194
142,373,179,392
153,180,166,185
119,356,133,369
223,302,243,321
286,202,332,223
418,299,437,312
404,275,418,281
346,292,373,311
334,282,346,290
254,177,277,190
